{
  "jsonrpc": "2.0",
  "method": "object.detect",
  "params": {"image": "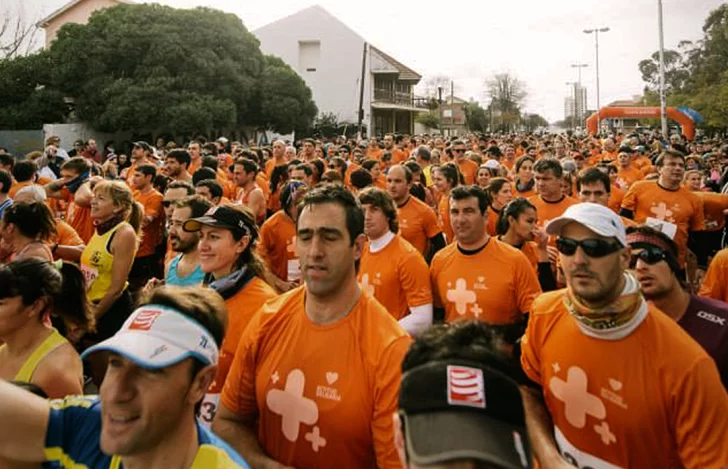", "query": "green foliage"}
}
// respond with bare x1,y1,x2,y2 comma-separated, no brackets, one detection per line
463,101,487,133
0,4,317,134
415,110,440,130
522,113,549,132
